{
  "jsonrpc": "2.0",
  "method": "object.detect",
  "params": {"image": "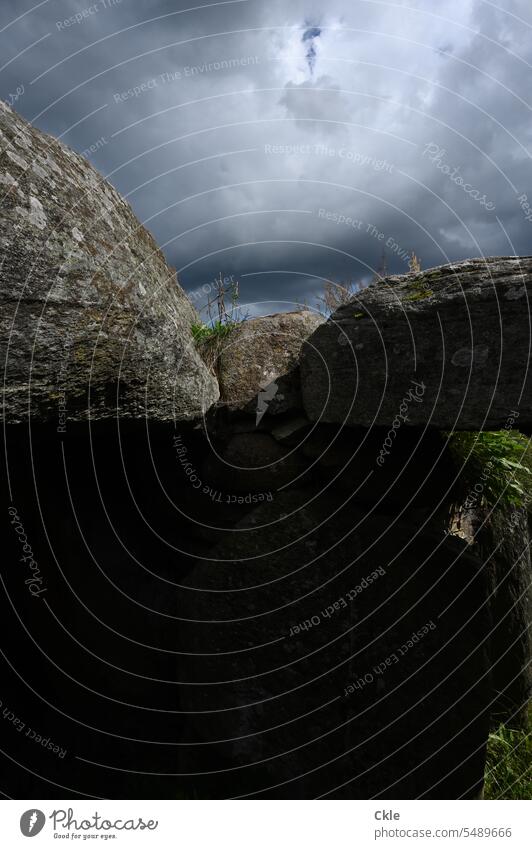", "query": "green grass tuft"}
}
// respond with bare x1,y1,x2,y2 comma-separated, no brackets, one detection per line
448,430,532,511
191,320,236,345
484,718,532,799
